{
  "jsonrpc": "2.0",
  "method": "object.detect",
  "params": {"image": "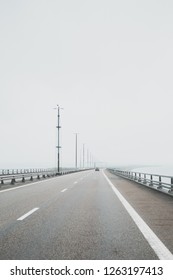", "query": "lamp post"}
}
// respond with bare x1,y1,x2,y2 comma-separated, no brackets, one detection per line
54,105,63,173
83,144,85,169
87,148,89,168
74,133,78,170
